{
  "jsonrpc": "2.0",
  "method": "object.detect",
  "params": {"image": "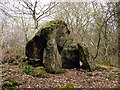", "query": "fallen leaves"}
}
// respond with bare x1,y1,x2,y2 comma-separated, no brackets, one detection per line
2,63,119,88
